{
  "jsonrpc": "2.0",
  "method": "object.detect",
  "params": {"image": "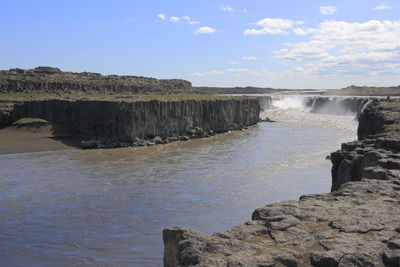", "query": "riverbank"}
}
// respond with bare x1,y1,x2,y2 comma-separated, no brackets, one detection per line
0,118,81,154
163,99,400,266
0,94,260,152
